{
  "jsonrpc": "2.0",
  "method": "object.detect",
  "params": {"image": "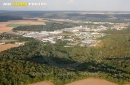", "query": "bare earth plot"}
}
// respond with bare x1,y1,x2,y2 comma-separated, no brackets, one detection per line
29,78,121,85
29,81,53,85
0,44,18,52
0,27,13,33
12,20,45,25
66,78,117,85
0,22,13,33
0,20,46,33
